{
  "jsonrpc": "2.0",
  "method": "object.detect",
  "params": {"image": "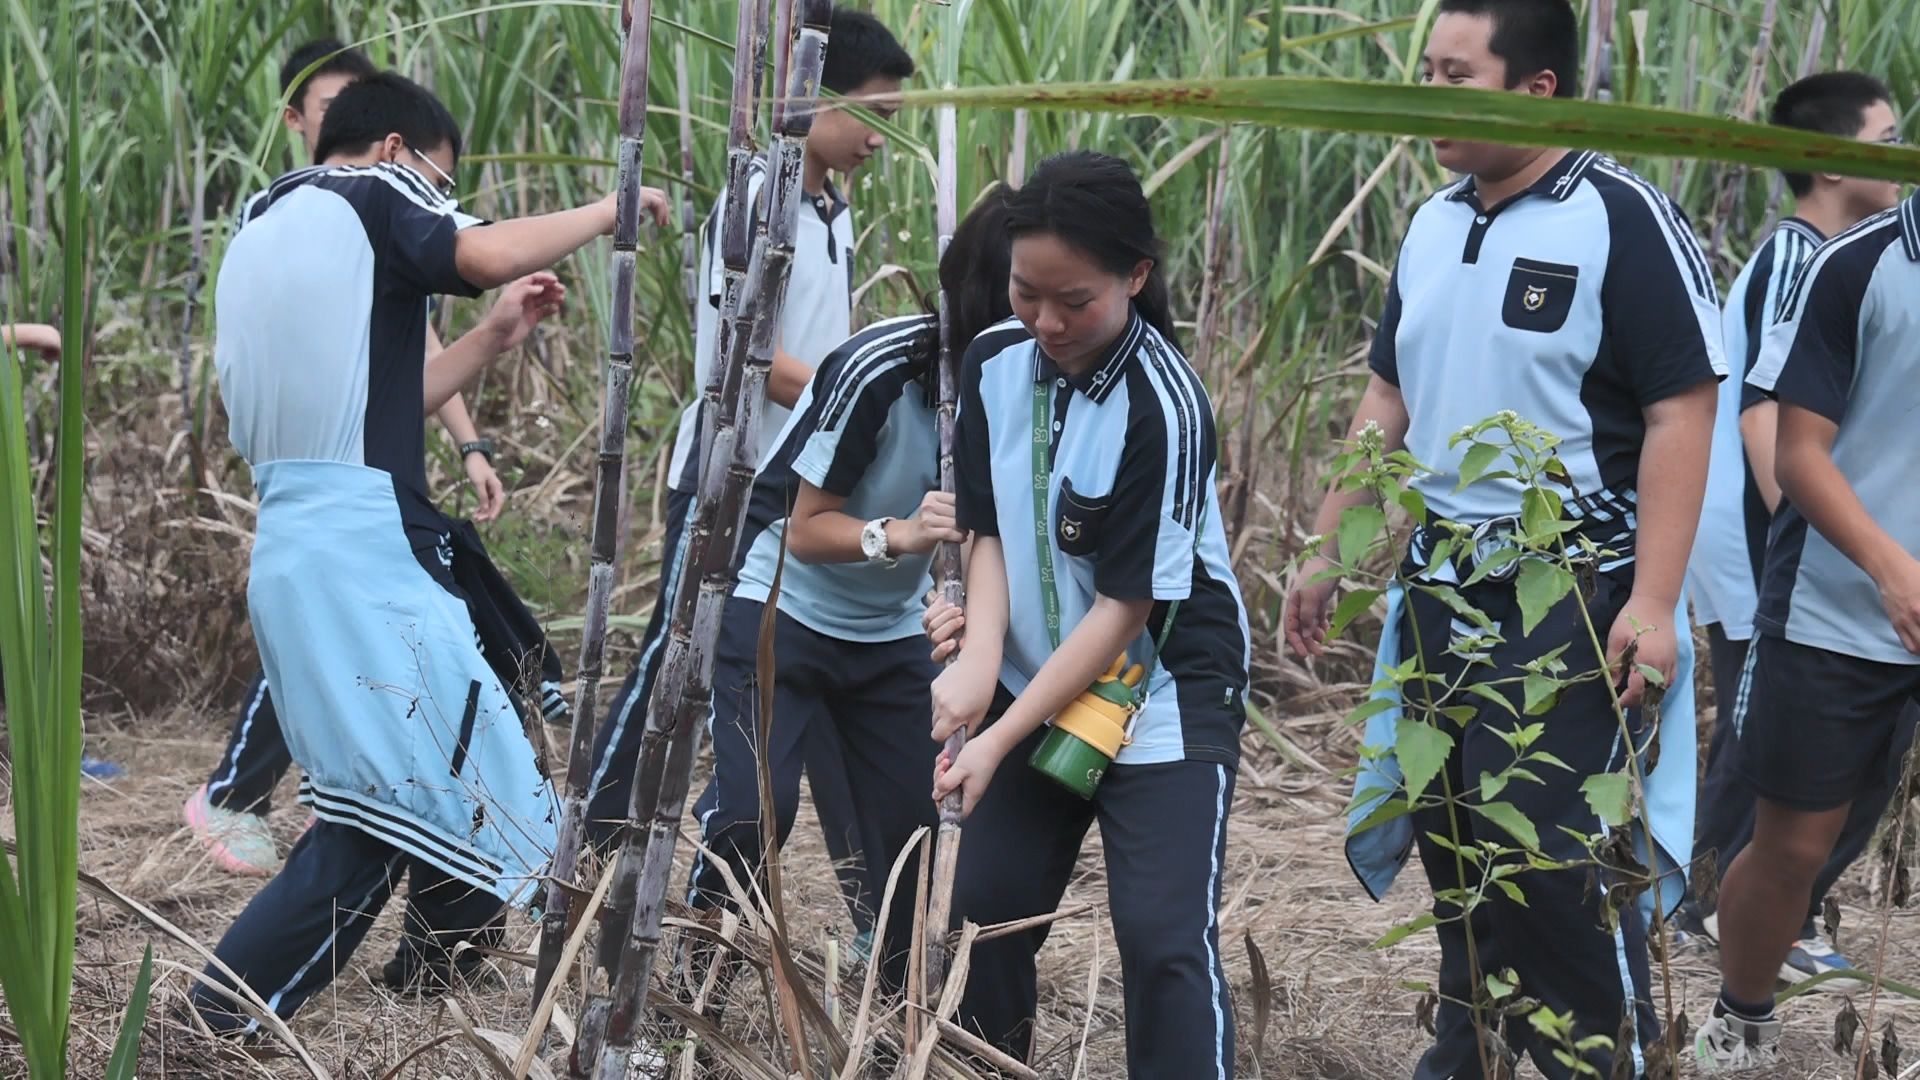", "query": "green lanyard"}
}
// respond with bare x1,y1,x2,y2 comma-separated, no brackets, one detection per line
1030,377,1200,710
